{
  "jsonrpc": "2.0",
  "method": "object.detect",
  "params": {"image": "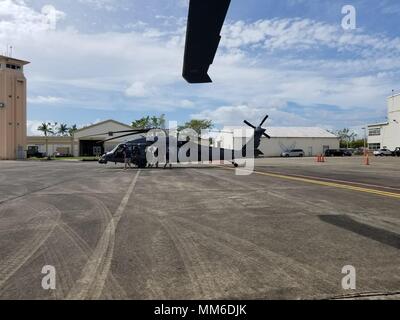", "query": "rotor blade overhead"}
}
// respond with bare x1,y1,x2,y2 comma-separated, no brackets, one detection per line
85,128,151,138
244,120,256,129
182,0,231,83
106,129,149,135
98,131,149,143
260,115,269,127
